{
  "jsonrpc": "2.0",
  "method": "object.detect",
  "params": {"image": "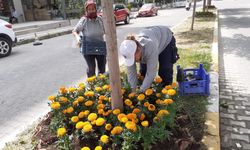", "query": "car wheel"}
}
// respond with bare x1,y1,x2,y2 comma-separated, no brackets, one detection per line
124,15,130,24
0,37,12,58
156,12,158,16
